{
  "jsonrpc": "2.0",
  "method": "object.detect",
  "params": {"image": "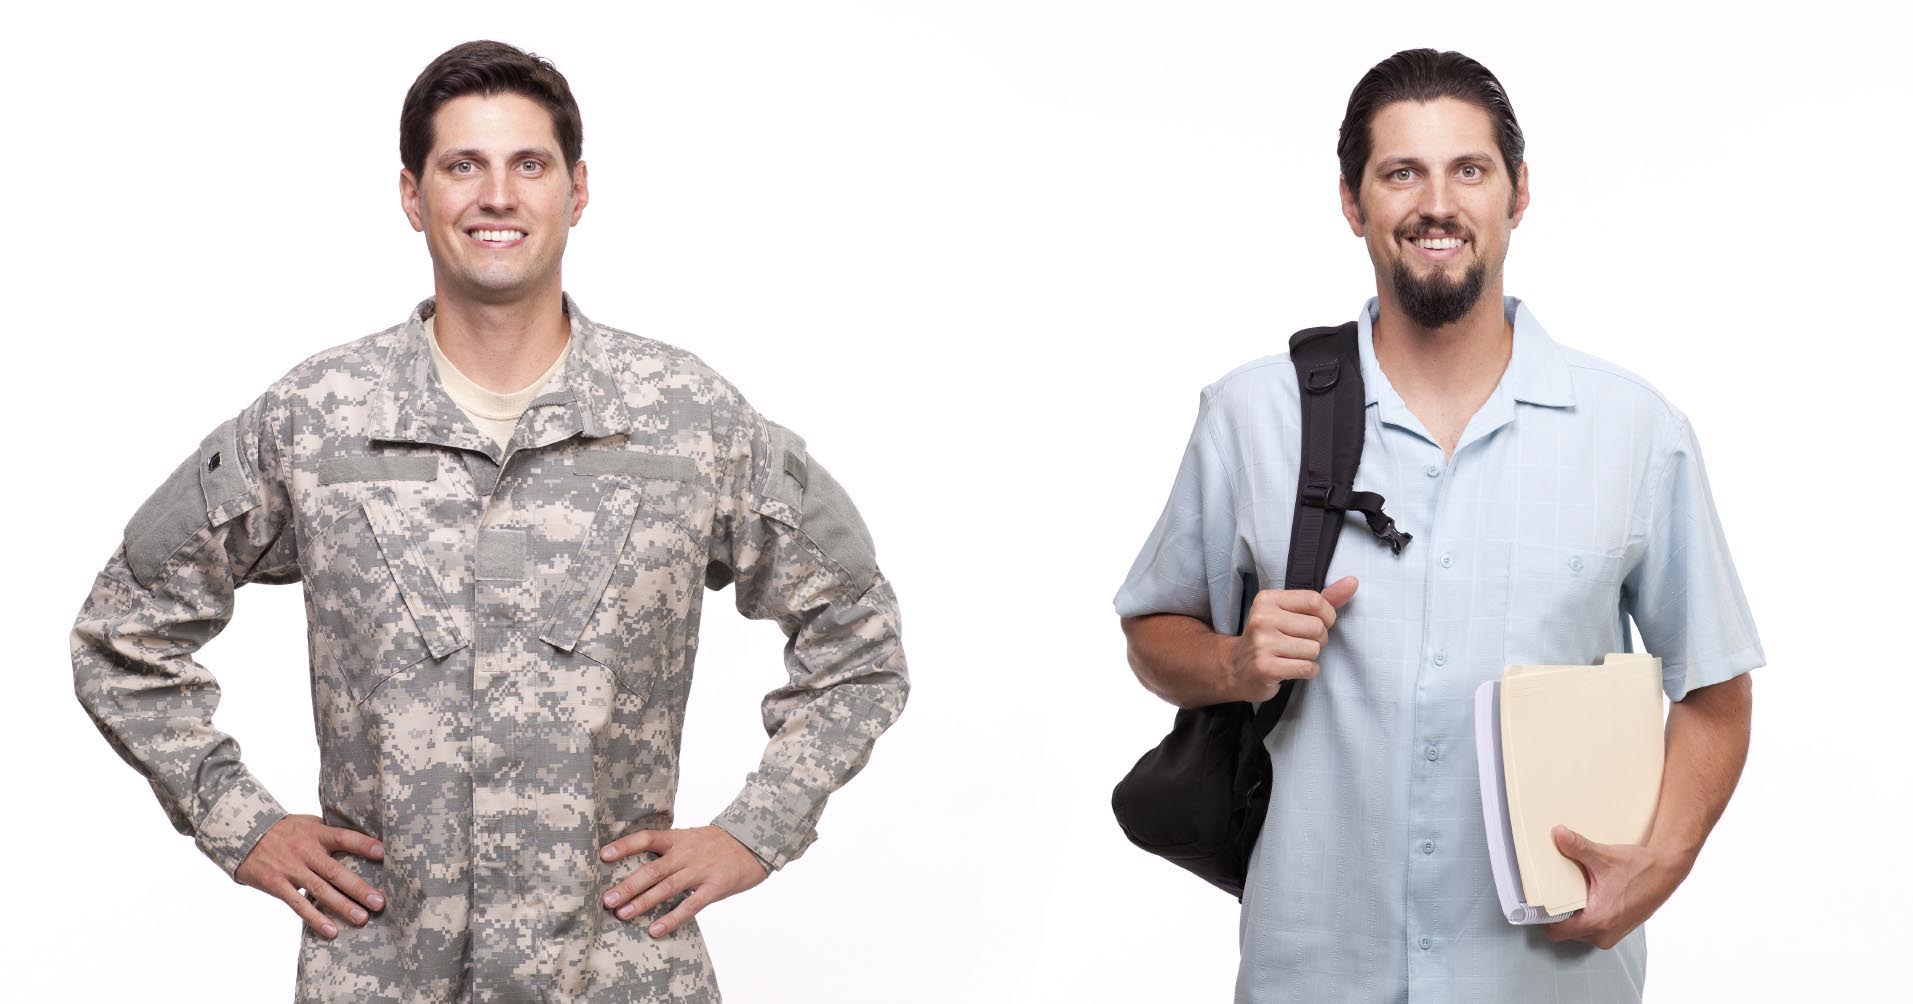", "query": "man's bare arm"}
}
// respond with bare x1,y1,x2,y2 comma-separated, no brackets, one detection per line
1548,672,1753,948
1121,577,1359,709
1649,671,1754,865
